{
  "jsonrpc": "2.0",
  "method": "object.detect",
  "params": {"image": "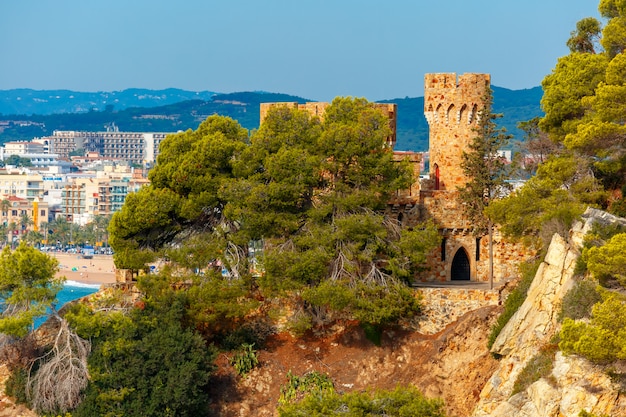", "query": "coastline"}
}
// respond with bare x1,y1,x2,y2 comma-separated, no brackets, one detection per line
48,252,117,286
